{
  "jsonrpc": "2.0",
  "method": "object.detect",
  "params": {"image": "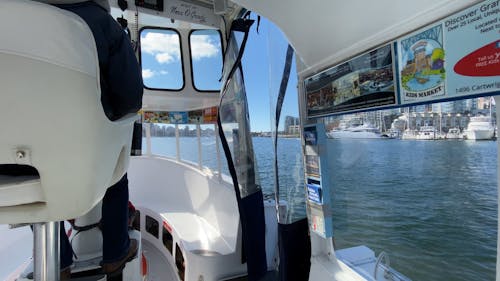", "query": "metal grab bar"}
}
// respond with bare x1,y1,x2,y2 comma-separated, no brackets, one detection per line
374,251,390,280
